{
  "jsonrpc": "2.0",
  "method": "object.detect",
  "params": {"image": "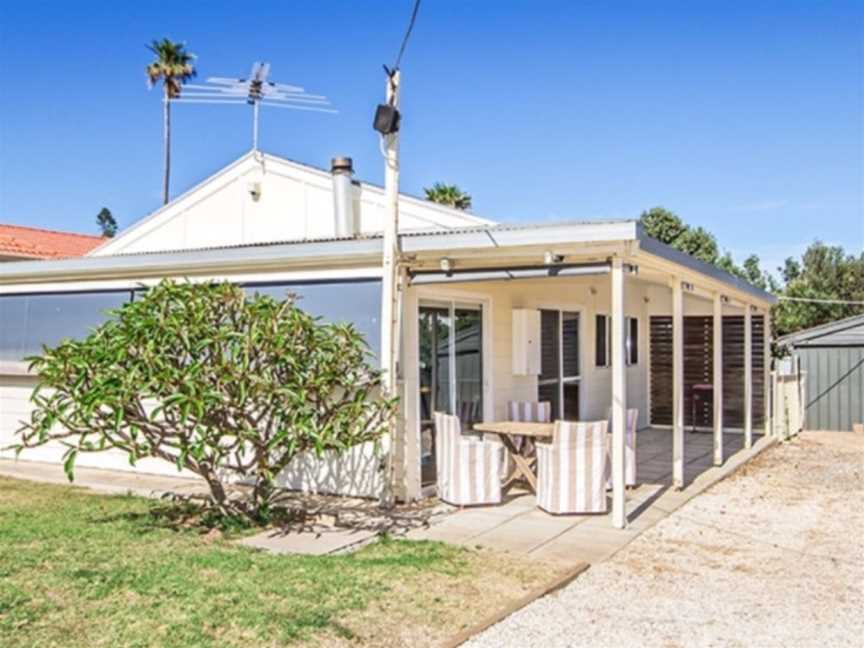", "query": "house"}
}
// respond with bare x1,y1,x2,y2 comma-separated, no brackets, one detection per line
777,313,864,432
0,224,104,261
0,150,777,527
